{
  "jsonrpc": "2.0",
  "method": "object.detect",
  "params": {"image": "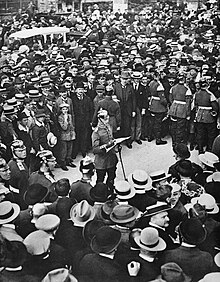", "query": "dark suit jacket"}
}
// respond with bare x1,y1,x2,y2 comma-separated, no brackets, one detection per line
79,253,128,282
114,82,136,117
0,269,39,282
162,245,213,281
131,83,148,111
128,193,157,212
